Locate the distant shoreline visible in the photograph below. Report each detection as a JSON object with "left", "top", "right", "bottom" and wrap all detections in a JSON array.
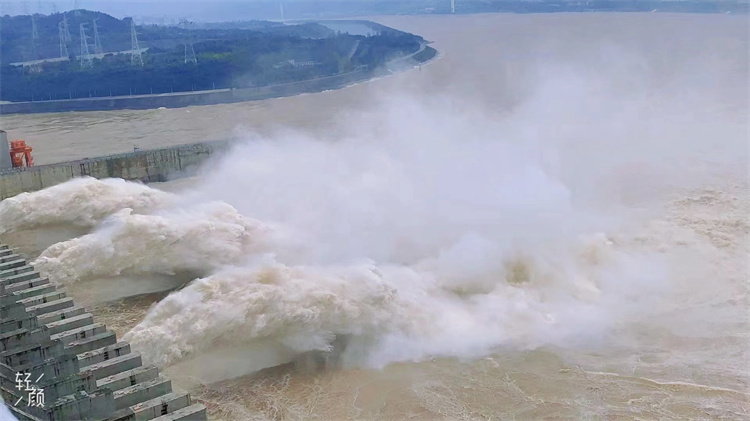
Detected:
[
  {"left": 11, "top": 1, "right": 744, "bottom": 22},
  {"left": 0, "top": 45, "right": 437, "bottom": 116}
]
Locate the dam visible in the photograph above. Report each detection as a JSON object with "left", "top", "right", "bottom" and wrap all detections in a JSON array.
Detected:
[
  {"left": 0, "top": 137, "right": 225, "bottom": 418},
  {"left": 0, "top": 242, "right": 207, "bottom": 420}
]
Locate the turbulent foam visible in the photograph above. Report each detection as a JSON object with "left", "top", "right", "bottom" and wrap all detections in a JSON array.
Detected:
[
  {"left": 6, "top": 21, "right": 745, "bottom": 384},
  {"left": 17, "top": 90, "right": 736, "bottom": 376},
  {"left": 0, "top": 395, "right": 19, "bottom": 421},
  {"left": 123, "top": 258, "right": 403, "bottom": 367},
  {"left": 32, "top": 202, "right": 271, "bottom": 284},
  {"left": 0, "top": 177, "right": 174, "bottom": 235},
  {"left": 122, "top": 226, "right": 668, "bottom": 370}
]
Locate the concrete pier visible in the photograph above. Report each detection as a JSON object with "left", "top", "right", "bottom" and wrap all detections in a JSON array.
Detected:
[
  {"left": 0, "top": 243, "right": 206, "bottom": 420},
  {"left": 0, "top": 132, "right": 11, "bottom": 171}
]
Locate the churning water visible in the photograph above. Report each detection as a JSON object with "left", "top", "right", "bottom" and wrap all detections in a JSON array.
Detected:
[{"left": 1, "top": 13, "right": 748, "bottom": 420}]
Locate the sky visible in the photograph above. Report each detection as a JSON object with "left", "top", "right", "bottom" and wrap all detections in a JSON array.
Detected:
[
  {"left": 1, "top": 1, "right": 406, "bottom": 22},
  {"left": 0, "top": 0, "right": 741, "bottom": 22},
  {"left": 0, "top": 1, "right": 462, "bottom": 23}
]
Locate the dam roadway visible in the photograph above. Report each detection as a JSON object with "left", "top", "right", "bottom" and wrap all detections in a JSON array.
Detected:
[{"left": 0, "top": 243, "right": 207, "bottom": 420}]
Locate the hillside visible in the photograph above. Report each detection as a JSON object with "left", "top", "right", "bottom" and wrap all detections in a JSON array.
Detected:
[
  {"left": 0, "top": 11, "right": 428, "bottom": 102},
  {"left": 1, "top": 11, "right": 131, "bottom": 63},
  {"left": 0, "top": 10, "right": 346, "bottom": 64}
]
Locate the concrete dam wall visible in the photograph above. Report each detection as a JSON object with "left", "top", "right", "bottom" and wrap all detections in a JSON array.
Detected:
[
  {"left": 0, "top": 243, "right": 207, "bottom": 420},
  {"left": 0, "top": 141, "right": 230, "bottom": 200},
  {"left": 0, "top": 142, "right": 227, "bottom": 416}
]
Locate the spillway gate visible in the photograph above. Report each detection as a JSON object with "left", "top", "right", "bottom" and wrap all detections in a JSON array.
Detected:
[{"left": 0, "top": 243, "right": 207, "bottom": 420}]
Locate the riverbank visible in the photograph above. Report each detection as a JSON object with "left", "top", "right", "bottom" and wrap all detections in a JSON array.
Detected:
[
  {"left": 0, "top": 46, "right": 437, "bottom": 116},
  {"left": 0, "top": 41, "right": 444, "bottom": 195}
]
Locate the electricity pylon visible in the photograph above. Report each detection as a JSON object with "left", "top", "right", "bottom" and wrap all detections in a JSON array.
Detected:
[
  {"left": 93, "top": 18, "right": 103, "bottom": 54},
  {"left": 130, "top": 19, "right": 143, "bottom": 66},
  {"left": 79, "top": 23, "right": 93, "bottom": 68},
  {"left": 59, "top": 21, "right": 69, "bottom": 58}
]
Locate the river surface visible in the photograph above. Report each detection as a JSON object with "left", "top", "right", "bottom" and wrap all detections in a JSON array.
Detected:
[{"left": 1, "top": 13, "right": 748, "bottom": 421}]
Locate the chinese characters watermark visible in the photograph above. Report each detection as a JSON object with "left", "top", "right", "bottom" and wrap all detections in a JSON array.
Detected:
[{"left": 14, "top": 372, "right": 45, "bottom": 408}]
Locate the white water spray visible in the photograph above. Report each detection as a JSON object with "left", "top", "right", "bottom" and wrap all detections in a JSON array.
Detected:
[
  {"left": 0, "top": 177, "right": 173, "bottom": 235},
  {"left": 2, "top": 32, "right": 745, "bottom": 384}
]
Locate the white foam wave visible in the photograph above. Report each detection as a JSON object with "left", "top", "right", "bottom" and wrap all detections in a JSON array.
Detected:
[
  {"left": 16, "top": 39, "right": 746, "bottom": 382},
  {"left": 32, "top": 202, "right": 270, "bottom": 284},
  {"left": 0, "top": 396, "right": 19, "bottom": 421},
  {"left": 0, "top": 177, "right": 174, "bottom": 235},
  {"left": 124, "top": 257, "right": 402, "bottom": 367},
  {"left": 123, "top": 231, "right": 667, "bottom": 369}
]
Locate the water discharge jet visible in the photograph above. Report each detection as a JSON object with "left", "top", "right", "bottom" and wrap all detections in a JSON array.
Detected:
[{"left": 0, "top": 12, "right": 746, "bottom": 420}]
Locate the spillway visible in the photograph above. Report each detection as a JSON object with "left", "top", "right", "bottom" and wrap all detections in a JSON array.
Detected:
[{"left": 0, "top": 243, "right": 207, "bottom": 420}]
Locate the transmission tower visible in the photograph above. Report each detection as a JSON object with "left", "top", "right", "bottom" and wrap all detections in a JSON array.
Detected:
[
  {"left": 180, "top": 20, "right": 197, "bottom": 64},
  {"left": 31, "top": 14, "right": 39, "bottom": 59},
  {"left": 93, "top": 18, "right": 103, "bottom": 54},
  {"left": 451, "top": 0, "right": 455, "bottom": 13},
  {"left": 279, "top": 3, "right": 285, "bottom": 22},
  {"left": 52, "top": 3, "right": 58, "bottom": 14},
  {"left": 130, "top": 20, "right": 143, "bottom": 66},
  {"left": 62, "top": 13, "right": 72, "bottom": 42},
  {"left": 32, "top": 15, "right": 38, "bottom": 39},
  {"left": 79, "top": 23, "right": 93, "bottom": 68},
  {"left": 58, "top": 22, "right": 69, "bottom": 58},
  {"left": 184, "top": 44, "right": 197, "bottom": 64},
  {"left": 74, "top": 0, "right": 80, "bottom": 16}
]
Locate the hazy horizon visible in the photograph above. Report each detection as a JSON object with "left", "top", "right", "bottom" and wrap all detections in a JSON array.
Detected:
[{"left": 0, "top": 0, "right": 746, "bottom": 23}]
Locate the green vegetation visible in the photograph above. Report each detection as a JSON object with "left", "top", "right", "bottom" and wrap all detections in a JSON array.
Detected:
[{"left": 0, "top": 11, "right": 425, "bottom": 102}]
